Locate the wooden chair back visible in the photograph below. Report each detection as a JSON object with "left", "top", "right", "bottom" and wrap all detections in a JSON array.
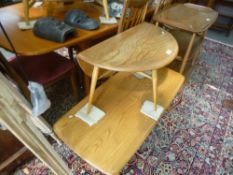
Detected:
[{"left": 118, "top": 0, "right": 149, "bottom": 33}]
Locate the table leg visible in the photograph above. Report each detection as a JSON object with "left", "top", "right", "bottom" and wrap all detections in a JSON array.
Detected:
[
  {"left": 152, "top": 69, "right": 157, "bottom": 110},
  {"left": 102, "top": 0, "right": 110, "bottom": 20},
  {"left": 23, "top": 0, "right": 29, "bottom": 23},
  {"left": 179, "top": 33, "right": 196, "bottom": 74},
  {"left": 192, "top": 31, "right": 206, "bottom": 66},
  {"left": 87, "top": 66, "right": 99, "bottom": 114}
]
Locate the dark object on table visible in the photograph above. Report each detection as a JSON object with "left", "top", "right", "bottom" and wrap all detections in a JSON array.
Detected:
[
  {"left": 33, "top": 17, "right": 76, "bottom": 42},
  {"left": 64, "top": 10, "right": 100, "bottom": 30}
]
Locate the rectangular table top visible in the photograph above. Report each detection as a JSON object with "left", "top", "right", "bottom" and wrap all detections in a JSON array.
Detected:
[{"left": 54, "top": 68, "right": 184, "bottom": 175}]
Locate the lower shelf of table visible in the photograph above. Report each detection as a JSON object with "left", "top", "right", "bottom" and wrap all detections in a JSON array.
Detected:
[{"left": 53, "top": 68, "right": 184, "bottom": 175}]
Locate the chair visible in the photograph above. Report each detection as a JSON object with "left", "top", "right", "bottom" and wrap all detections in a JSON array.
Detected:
[
  {"left": 78, "top": 0, "right": 149, "bottom": 94},
  {"left": 211, "top": 0, "right": 233, "bottom": 36},
  {"left": 0, "top": 51, "right": 79, "bottom": 101},
  {"left": 152, "top": 0, "right": 218, "bottom": 74}
]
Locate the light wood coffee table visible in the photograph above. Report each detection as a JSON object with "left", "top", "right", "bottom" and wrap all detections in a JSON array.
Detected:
[
  {"left": 54, "top": 22, "right": 183, "bottom": 174},
  {"left": 77, "top": 22, "right": 178, "bottom": 120}
]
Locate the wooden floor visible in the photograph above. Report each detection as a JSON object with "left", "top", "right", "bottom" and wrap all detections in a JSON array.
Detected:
[{"left": 54, "top": 68, "right": 184, "bottom": 175}]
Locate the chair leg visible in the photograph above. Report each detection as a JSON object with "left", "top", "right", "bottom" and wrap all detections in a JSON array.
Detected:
[
  {"left": 192, "top": 32, "right": 206, "bottom": 66},
  {"left": 70, "top": 69, "right": 79, "bottom": 101}
]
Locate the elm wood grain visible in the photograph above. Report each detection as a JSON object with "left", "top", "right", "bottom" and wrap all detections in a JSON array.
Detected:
[
  {"left": 78, "top": 22, "right": 178, "bottom": 72},
  {"left": 78, "top": 0, "right": 150, "bottom": 97},
  {"left": 54, "top": 68, "right": 185, "bottom": 175},
  {"left": 78, "top": 0, "right": 151, "bottom": 95},
  {"left": 0, "top": 2, "right": 118, "bottom": 56},
  {"left": 155, "top": 3, "right": 218, "bottom": 33},
  {"left": 78, "top": 22, "right": 178, "bottom": 112}
]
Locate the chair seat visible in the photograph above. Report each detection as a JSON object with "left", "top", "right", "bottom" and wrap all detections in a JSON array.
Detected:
[
  {"left": 10, "top": 52, "right": 76, "bottom": 86},
  {"left": 53, "top": 68, "right": 184, "bottom": 175}
]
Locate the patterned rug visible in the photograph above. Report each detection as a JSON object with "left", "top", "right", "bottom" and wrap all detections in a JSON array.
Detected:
[{"left": 14, "top": 38, "right": 233, "bottom": 175}]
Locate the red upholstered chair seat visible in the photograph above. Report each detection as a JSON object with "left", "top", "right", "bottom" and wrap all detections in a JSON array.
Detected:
[{"left": 10, "top": 52, "right": 76, "bottom": 86}]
